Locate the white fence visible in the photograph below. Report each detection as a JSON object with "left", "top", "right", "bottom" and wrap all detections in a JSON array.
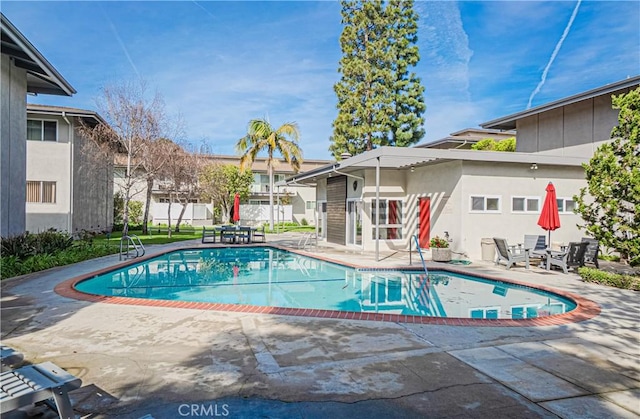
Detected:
[{"left": 150, "top": 203, "right": 292, "bottom": 226}]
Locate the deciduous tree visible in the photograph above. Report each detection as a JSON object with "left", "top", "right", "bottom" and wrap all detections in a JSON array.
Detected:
[
  {"left": 199, "top": 163, "right": 254, "bottom": 224},
  {"left": 78, "top": 81, "right": 166, "bottom": 237}
]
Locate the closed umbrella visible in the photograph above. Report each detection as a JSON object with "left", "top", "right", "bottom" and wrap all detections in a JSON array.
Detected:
[
  {"left": 537, "top": 182, "right": 561, "bottom": 246},
  {"left": 233, "top": 193, "right": 240, "bottom": 224}
]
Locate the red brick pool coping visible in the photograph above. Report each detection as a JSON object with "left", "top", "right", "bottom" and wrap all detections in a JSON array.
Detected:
[{"left": 54, "top": 244, "right": 601, "bottom": 327}]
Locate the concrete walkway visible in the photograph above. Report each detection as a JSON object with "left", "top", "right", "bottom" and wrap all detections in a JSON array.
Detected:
[{"left": 1, "top": 234, "right": 638, "bottom": 418}]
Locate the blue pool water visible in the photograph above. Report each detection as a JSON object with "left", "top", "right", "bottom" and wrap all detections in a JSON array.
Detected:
[{"left": 75, "top": 247, "right": 576, "bottom": 319}]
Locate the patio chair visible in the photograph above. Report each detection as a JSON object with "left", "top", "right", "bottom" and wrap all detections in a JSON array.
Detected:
[
  {"left": 581, "top": 237, "right": 600, "bottom": 268},
  {"left": 201, "top": 226, "right": 216, "bottom": 244},
  {"left": 546, "top": 241, "right": 589, "bottom": 274},
  {"left": 252, "top": 226, "right": 266, "bottom": 243},
  {"left": 524, "top": 234, "right": 547, "bottom": 259},
  {"left": 0, "top": 361, "right": 82, "bottom": 418},
  {"left": 493, "top": 238, "right": 530, "bottom": 270},
  {"left": 220, "top": 226, "right": 237, "bottom": 244}
]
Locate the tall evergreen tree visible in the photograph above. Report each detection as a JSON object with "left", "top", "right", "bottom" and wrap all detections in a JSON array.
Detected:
[
  {"left": 387, "top": 0, "right": 425, "bottom": 146},
  {"left": 331, "top": 0, "right": 425, "bottom": 159}
]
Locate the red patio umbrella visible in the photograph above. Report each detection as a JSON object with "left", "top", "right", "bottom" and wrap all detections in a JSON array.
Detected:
[
  {"left": 537, "top": 182, "right": 561, "bottom": 246},
  {"left": 232, "top": 193, "right": 240, "bottom": 223}
]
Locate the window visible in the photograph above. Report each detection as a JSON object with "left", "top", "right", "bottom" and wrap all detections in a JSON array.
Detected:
[
  {"left": 27, "top": 119, "right": 57, "bottom": 141},
  {"left": 511, "top": 196, "right": 540, "bottom": 213},
  {"left": 371, "top": 199, "right": 403, "bottom": 239},
  {"left": 469, "top": 306, "right": 500, "bottom": 319},
  {"left": 26, "top": 181, "right": 56, "bottom": 203},
  {"left": 510, "top": 305, "right": 540, "bottom": 319},
  {"left": 306, "top": 201, "right": 316, "bottom": 210},
  {"left": 470, "top": 196, "right": 501, "bottom": 213},
  {"left": 557, "top": 198, "right": 576, "bottom": 214}
]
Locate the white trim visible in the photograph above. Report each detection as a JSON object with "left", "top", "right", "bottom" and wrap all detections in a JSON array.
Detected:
[
  {"left": 511, "top": 196, "right": 541, "bottom": 214},
  {"left": 346, "top": 198, "right": 363, "bottom": 248},
  {"left": 557, "top": 197, "right": 576, "bottom": 214},
  {"left": 371, "top": 198, "right": 404, "bottom": 240},
  {"left": 469, "top": 195, "right": 501, "bottom": 213},
  {"left": 27, "top": 118, "right": 58, "bottom": 142}
]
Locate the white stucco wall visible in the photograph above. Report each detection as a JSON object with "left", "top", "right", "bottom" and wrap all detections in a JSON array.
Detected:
[
  {"left": 457, "top": 162, "right": 586, "bottom": 260},
  {"left": 313, "top": 160, "right": 587, "bottom": 261},
  {"left": 26, "top": 140, "right": 72, "bottom": 233}
]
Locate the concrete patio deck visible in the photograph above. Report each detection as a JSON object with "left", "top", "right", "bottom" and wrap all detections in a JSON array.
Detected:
[{"left": 1, "top": 233, "right": 638, "bottom": 418}]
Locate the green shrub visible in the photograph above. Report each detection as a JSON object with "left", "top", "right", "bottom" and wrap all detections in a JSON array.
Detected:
[
  {"left": 31, "top": 230, "right": 73, "bottom": 255},
  {"left": 0, "top": 241, "right": 119, "bottom": 280},
  {"left": 0, "top": 256, "right": 23, "bottom": 278},
  {"left": 1, "top": 233, "right": 34, "bottom": 259},
  {"left": 577, "top": 267, "right": 640, "bottom": 291},
  {"left": 301, "top": 218, "right": 308, "bottom": 226}
]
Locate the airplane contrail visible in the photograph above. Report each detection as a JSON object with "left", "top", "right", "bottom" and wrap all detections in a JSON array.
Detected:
[
  {"left": 192, "top": 1, "right": 218, "bottom": 20},
  {"left": 527, "top": 0, "right": 582, "bottom": 109},
  {"left": 101, "top": 6, "right": 141, "bottom": 79}
]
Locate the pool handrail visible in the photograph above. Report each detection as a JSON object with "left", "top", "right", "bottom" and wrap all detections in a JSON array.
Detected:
[
  {"left": 413, "top": 235, "right": 429, "bottom": 277},
  {"left": 119, "top": 234, "right": 146, "bottom": 260}
]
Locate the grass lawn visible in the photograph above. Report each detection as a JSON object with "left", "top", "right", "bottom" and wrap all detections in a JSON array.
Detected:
[{"left": 100, "top": 229, "right": 202, "bottom": 245}]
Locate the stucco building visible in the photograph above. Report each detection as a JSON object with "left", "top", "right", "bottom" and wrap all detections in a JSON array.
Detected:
[
  {"left": 284, "top": 76, "right": 639, "bottom": 261},
  {"left": 1, "top": 13, "right": 75, "bottom": 237},
  {"left": 26, "top": 104, "right": 113, "bottom": 234}
]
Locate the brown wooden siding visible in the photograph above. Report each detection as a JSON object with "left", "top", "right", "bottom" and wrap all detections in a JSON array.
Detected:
[{"left": 326, "top": 176, "right": 346, "bottom": 245}]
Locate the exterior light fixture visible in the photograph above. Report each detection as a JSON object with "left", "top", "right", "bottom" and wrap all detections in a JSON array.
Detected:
[
  {"left": 410, "top": 166, "right": 415, "bottom": 173},
  {"left": 530, "top": 163, "right": 538, "bottom": 170}
]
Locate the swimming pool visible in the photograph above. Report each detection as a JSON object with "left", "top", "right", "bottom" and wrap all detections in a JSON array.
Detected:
[{"left": 73, "top": 247, "right": 577, "bottom": 320}]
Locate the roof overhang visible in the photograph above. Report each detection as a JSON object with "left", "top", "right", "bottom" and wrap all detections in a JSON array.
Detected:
[
  {"left": 27, "top": 104, "right": 105, "bottom": 125},
  {"left": 481, "top": 76, "right": 640, "bottom": 131},
  {"left": 1, "top": 13, "right": 75, "bottom": 96},
  {"left": 283, "top": 146, "right": 587, "bottom": 185}
]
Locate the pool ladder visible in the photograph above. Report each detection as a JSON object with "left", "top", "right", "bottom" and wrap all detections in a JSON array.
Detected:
[{"left": 120, "top": 234, "right": 146, "bottom": 260}]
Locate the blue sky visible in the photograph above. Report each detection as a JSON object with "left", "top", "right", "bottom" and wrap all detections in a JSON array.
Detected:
[{"left": 3, "top": 1, "right": 639, "bottom": 160}]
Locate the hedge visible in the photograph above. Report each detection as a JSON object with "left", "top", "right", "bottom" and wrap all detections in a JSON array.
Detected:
[{"left": 577, "top": 267, "right": 640, "bottom": 291}]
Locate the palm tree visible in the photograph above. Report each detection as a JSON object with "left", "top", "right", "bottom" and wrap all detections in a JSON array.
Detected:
[{"left": 236, "top": 118, "right": 302, "bottom": 230}]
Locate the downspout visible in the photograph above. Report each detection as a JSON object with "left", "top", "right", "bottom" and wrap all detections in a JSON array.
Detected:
[
  {"left": 454, "top": 140, "right": 469, "bottom": 149},
  {"left": 62, "top": 112, "right": 73, "bottom": 234}
]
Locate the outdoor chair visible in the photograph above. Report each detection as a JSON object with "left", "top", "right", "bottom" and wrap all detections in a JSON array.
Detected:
[
  {"left": 581, "top": 237, "right": 600, "bottom": 268},
  {"left": 524, "top": 234, "right": 547, "bottom": 259},
  {"left": 493, "top": 237, "right": 530, "bottom": 270},
  {"left": 0, "top": 361, "right": 82, "bottom": 418},
  {"left": 252, "top": 226, "right": 266, "bottom": 243},
  {"left": 220, "top": 226, "right": 237, "bottom": 244},
  {"left": 201, "top": 227, "right": 216, "bottom": 244},
  {"left": 545, "top": 241, "right": 589, "bottom": 274}
]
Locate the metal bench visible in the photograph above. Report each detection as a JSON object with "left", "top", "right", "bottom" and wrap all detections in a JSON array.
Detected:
[{"left": 0, "top": 361, "right": 82, "bottom": 418}]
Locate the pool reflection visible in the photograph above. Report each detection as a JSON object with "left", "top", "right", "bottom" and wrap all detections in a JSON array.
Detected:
[{"left": 75, "top": 248, "right": 576, "bottom": 319}]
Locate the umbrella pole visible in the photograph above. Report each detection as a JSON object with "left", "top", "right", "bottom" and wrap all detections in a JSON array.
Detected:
[{"left": 548, "top": 231, "right": 551, "bottom": 247}]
